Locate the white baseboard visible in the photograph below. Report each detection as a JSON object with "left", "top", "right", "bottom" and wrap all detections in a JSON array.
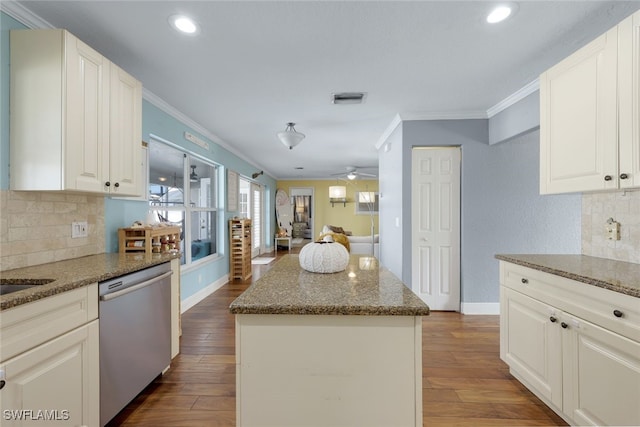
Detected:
[
  {"left": 181, "top": 274, "right": 229, "bottom": 314},
  {"left": 460, "top": 302, "right": 500, "bottom": 315}
]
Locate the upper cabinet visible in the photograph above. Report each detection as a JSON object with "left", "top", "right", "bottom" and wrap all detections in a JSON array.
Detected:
[
  {"left": 540, "top": 11, "right": 640, "bottom": 194},
  {"left": 10, "top": 29, "right": 142, "bottom": 196}
]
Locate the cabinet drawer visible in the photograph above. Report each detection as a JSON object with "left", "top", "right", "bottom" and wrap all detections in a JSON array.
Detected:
[
  {"left": 500, "top": 262, "right": 640, "bottom": 342},
  {"left": 0, "top": 284, "right": 98, "bottom": 362}
]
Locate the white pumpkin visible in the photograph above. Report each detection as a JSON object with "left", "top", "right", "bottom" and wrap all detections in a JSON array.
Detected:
[{"left": 299, "top": 242, "right": 349, "bottom": 273}]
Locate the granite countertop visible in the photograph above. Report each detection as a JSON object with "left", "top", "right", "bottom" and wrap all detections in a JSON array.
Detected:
[
  {"left": 495, "top": 254, "right": 640, "bottom": 298},
  {"left": 1, "top": 252, "right": 180, "bottom": 310},
  {"left": 229, "top": 254, "right": 430, "bottom": 316}
]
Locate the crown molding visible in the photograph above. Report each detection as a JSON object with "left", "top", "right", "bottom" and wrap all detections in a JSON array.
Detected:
[
  {"left": 486, "top": 79, "right": 540, "bottom": 118},
  {"left": 0, "top": 1, "right": 54, "bottom": 29},
  {"left": 142, "top": 89, "right": 273, "bottom": 178}
]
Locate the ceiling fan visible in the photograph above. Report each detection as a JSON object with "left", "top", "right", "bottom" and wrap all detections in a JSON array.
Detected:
[{"left": 331, "top": 166, "right": 377, "bottom": 180}]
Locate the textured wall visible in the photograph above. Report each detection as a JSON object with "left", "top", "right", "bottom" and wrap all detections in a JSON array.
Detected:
[
  {"left": 0, "top": 190, "right": 105, "bottom": 271},
  {"left": 582, "top": 190, "right": 640, "bottom": 264}
]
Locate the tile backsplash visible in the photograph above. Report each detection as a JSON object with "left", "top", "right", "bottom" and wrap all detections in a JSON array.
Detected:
[
  {"left": 582, "top": 189, "right": 640, "bottom": 264},
  {"left": 0, "top": 190, "right": 105, "bottom": 271}
]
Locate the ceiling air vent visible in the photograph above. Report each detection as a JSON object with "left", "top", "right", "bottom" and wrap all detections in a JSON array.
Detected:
[{"left": 332, "top": 92, "right": 367, "bottom": 105}]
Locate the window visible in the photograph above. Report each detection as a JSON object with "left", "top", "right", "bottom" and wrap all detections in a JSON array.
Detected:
[
  {"left": 355, "top": 191, "right": 379, "bottom": 215},
  {"left": 148, "top": 139, "right": 219, "bottom": 265}
]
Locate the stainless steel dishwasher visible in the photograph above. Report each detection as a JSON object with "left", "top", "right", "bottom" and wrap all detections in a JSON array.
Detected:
[{"left": 99, "top": 262, "right": 172, "bottom": 426}]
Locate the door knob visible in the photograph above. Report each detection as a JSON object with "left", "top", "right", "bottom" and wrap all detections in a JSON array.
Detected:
[
  {"left": 549, "top": 316, "right": 557, "bottom": 323},
  {"left": 620, "top": 173, "right": 629, "bottom": 180},
  {"left": 613, "top": 309, "right": 623, "bottom": 318},
  {"left": 561, "top": 322, "right": 568, "bottom": 329},
  {"left": 604, "top": 175, "right": 613, "bottom": 181}
]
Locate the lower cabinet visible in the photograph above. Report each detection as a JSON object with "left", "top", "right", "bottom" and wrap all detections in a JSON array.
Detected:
[
  {"left": 500, "top": 262, "right": 640, "bottom": 426},
  {"left": 0, "top": 321, "right": 99, "bottom": 426},
  {"left": 0, "top": 284, "right": 99, "bottom": 427}
]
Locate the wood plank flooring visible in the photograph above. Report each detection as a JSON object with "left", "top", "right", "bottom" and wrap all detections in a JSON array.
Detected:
[{"left": 107, "top": 246, "right": 568, "bottom": 427}]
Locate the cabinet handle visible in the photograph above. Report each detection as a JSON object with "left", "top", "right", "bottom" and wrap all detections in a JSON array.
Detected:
[
  {"left": 613, "top": 309, "right": 623, "bottom": 318},
  {"left": 561, "top": 322, "right": 568, "bottom": 329},
  {"left": 114, "top": 182, "right": 120, "bottom": 188},
  {"left": 0, "top": 380, "right": 4, "bottom": 390},
  {"left": 550, "top": 316, "right": 557, "bottom": 323},
  {"left": 604, "top": 175, "right": 613, "bottom": 181},
  {"left": 105, "top": 181, "right": 111, "bottom": 187},
  {"left": 521, "top": 278, "right": 528, "bottom": 284},
  {"left": 620, "top": 173, "right": 629, "bottom": 180}
]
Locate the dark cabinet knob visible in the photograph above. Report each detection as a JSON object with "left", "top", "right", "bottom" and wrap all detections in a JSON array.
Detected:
[
  {"left": 521, "top": 278, "right": 528, "bottom": 284},
  {"left": 105, "top": 181, "right": 111, "bottom": 187},
  {"left": 613, "top": 309, "right": 623, "bottom": 318},
  {"left": 114, "top": 182, "right": 120, "bottom": 188},
  {"left": 604, "top": 175, "right": 613, "bottom": 181},
  {"left": 0, "top": 380, "right": 5, "bottom": 390},
  {"left": 620, "top": 173, "right": 629, "bottom": 180},
  {"left": 550, "top": 316, "right": 557, "bottom": 323},
  {"left": 561, "top": 322, "right": 568, "bottom": 329}
]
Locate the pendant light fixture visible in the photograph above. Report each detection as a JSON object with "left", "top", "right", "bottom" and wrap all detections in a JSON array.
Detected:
[
  {"left": 277, "top": 122, "right": 305, "bottom": 150},
  {"left": 189, "top": 165, "right": 199, "bottom": 182}
]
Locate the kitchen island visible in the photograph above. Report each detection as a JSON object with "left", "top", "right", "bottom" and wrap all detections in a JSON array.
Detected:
[{"left": 229, "top": 254, "right": 429, "bottom": 427}]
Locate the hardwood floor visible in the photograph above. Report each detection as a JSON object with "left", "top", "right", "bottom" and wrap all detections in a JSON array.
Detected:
[{"left": 108, "top": 245, "right": 568, "bottom": 427}]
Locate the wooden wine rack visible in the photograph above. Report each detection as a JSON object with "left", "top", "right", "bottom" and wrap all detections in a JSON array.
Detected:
[
  {"left": 118, "top": 226, "right": 181, "bottom": 254},
  {"left": 229, "top": 219, "right": 252, "bottom": 281}
]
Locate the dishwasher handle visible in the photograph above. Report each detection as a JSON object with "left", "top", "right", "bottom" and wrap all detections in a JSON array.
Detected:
[{"left": 100, "top": 271, "right": 173, "bottom": 301}]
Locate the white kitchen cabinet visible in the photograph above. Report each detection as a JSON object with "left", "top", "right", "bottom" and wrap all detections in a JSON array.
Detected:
[
  {"left": 500, "top": 286, "right": 562, "bottom": 408},
  {"left": 618, "top": 11, "right": 640, "bottom": 189},
  {"left": 540, "top": 11, "right": 640, "bottom": 194},
  {"left": 10, "top": 29, "right": 142, "bottom": 196},
  {"left": 500, "top": 261, "right": 640, "bottom": 426},
  {"left": 0, "top": 284, "right": 99, "bottom": 427},
  {"left": 0, "top": 321, "right": 99, "bottom": 427},
  {"left": 562, "top": 313, "right": 640, "bottom": 426}
]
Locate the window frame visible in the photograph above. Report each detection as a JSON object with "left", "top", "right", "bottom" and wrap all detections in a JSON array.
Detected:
[{"left": 148, "top": 136, "right": 220, "bottom": 266}]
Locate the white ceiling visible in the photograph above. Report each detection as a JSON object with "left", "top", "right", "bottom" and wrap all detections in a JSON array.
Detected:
[{"left": 7, "top": 1, "right": 640, "bottom": 180}]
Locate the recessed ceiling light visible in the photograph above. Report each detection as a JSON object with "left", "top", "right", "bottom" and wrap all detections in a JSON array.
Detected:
[
  {"left": 487, "top": 5, "right": 513, "bottom": 24},
  {"left": 169, "top": 14, "right": 200, "bottom": 35}
]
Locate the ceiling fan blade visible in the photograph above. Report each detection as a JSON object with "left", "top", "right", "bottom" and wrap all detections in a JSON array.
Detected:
[{"left": 358, "top": 172, "right": 377, "bottom": 177}]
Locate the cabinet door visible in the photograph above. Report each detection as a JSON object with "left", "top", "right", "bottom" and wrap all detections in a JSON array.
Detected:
[
  {"left": 0, "top": 320, "right": 99, "bottom": 427},
  {"left": 65, "top": 32, "right": 110, "bottom": 193},
  {"left": 562, "top": 314, "right": 640, "bottom": 426},
  {"left": 500, "top": 287, "right": 563, "bottom": 408},
  {"left": 109, "top": 63, "right": 143, "bottom": 196},
  {"left": 619, "top": 11, "right": 640, "bottom": 189},
  {"left": 540, "top": 26, "right": 619, "bottom": 194}
]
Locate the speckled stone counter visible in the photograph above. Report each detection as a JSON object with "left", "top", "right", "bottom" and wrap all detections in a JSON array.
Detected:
[
  {"left": 1, "top": 252, "right": 180, "bottom": 310},
  {"left": 495, "top": 254, "right": 640, "bottom": 298},
  {"left": 229, "top": 254, "right": 430, "bottom": 315}
]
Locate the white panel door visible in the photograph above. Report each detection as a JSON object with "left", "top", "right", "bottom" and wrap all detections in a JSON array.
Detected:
[{"left": 411, "top": 147, "right": 460, "bottom": 310}]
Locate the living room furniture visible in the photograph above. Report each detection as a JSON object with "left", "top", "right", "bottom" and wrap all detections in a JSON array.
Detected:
[
  {"left": 229, "top": 219, "right": 252, "bottom": 281},
  {"left": 274, "top": 236, "right": 291, "bottom": 253}
]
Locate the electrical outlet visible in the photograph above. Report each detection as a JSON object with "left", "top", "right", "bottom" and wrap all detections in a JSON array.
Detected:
[
  {"left": 605, "top": 219, "right": 620, "bottom": 241},
  {"left": 71, "top": 221, "right": 88, "bottom": 238}
]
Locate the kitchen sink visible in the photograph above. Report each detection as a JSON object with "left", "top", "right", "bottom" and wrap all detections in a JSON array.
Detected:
[{"left": 0, "top": 279, "right": 54, "bottom": 295}]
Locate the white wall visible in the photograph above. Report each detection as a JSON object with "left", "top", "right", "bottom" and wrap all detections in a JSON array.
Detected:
[{"left": 378, "top": 125, "right": 403, "bottom": 278}]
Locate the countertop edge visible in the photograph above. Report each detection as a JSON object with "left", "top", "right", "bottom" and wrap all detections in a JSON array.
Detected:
[
  {"left": 495, "top": 254, "right": 639, "bottom": 298},
  {"left": 1, "top": 253, "right": 181, "bottom": 310}
]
